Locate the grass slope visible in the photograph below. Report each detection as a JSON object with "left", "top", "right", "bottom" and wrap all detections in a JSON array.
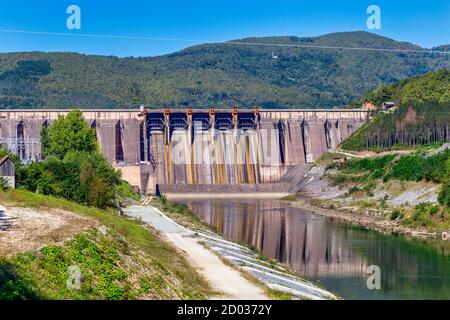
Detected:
[{"left": 0, "top": 190, "right": 214, "bottom": 300}]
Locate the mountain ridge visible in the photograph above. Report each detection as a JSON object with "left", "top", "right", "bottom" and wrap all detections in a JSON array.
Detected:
[{"left": 0, "top": 31, "right": 448, "bottom": 110}]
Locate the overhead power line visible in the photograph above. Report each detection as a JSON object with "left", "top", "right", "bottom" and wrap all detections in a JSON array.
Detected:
[{"left": 0, "top": 28, "right": 449, "bottom": 55}]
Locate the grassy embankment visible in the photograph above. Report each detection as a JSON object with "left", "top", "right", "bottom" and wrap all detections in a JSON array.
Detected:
[
  {"left": 312, "top": 151, "right": 450, "bottom": 231},
  {"left": 0, "top": 189, "right": 214, "bottom": 300}
]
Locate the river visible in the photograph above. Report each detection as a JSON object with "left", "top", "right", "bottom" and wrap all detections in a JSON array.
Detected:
[{"left": 175, "top": 198, "right": 450, "bottom": 300}]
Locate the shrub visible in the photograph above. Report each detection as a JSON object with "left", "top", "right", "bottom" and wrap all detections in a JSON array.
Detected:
[
  {"left": 387, "top": 155, "right": 426, "bottom": 181},
  {"left": 19, "top": 151, "right": 121, "bottom": 208},
  {"left": 421, "top": 151, "right": 450, "bottom": 183},
  {"left": 363, "top": 181, "right": 376, "bottom": 196},
  {"left": 428, "top": 205, "right": 439, "bottom": 215},
  {"left": 159, "top": 194, "right": 168, "bottom": 205},
  {"left": 0, "top": 176, "right": 10, "bottom": 191},
  {"left": 438, "top": 182, "right": 450, "bottom": 207},
  {"left": 406, "top": 203, "right": 436, "bottom": 227},
  {"left": 340, "top": 155, "right": 395, "bottom": 173},
  {"left": 390, "top": 209, "right": 403, "bottom": 220},
  {"left": 347, "top": 186, "right": 360, "bottom": 195}
]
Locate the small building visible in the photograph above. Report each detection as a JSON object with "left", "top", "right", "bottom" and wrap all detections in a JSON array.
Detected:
[
  {"left": 382, "top": 102, "right": 397, "bottom": 111},
  {"left": 0, "top": 155, "right": 15, "bottom": 188},
  {"left": 362, "top": 102, "right": 376, "bottom": 111},
  {"left": 332, "top": 155, "right": 347, "bottom": 165}
]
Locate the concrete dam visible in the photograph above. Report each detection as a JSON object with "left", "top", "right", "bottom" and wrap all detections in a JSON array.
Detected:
[{"left": 0, "top": 108, "right": 368, "bottom": 195}]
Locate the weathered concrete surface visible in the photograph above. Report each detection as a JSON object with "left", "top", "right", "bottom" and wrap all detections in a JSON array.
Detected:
[
  {"left": 0, "top": 108, "right": 368, "bottom": 194},
  {"left": 116, "top": 165, "right": 141, "bottom": 190},
  {"left": 158, "top": 183, "right": 291, "bottom": 193},
  {"left": 158, "top": 182, "right": 295, "bottom": 199}
]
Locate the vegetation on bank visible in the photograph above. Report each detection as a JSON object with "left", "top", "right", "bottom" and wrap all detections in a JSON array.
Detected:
[
  {"left": 330, "top": 150, "right": 450, "bottom": 185},
  {"left": 152, "top": 196, "right": 211, "bottom": 231},
  {"left": 2, "top": 110, "right": 137, "bottom": 208},
  {"left": 0, "top": 32, "right": 448, "bottom": 110},
  {"left": 334, "top": 70, "right": 450, "bottom": 228},
  {"left": 326, "top": 151, "right": 450, "bottom": 229},
  {"left": 0, "top": 189, "right": 214, "bottom": 300}
]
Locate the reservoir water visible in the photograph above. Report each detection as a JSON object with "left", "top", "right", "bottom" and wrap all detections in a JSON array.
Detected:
[{"left": 176, "top": 198, "right": 450, "bottom": 300}]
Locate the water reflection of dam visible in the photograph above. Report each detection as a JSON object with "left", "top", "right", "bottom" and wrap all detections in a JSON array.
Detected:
[
  {"left": 0, "top": 108, "right": 367, "bottom": 193},
  {"left": 182, "top": 199, "right": 368, "bottom": 278},
  {"left": 181, "top": 199, "right": 450, "bottom": 299}
]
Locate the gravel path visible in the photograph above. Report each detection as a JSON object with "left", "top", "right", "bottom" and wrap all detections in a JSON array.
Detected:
[
  {"left": 124, "top": 205, "right": 268, "bottom": 300},
  {"left": 123, "top": 205, "right": 337, "bottom": 300}
]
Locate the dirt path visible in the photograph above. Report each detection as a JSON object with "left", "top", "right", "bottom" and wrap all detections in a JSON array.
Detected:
[
  {"left": 123, "top": 206, "right": 268, "bottom": 300},
  {"left": 338, "top": 149, "right": 414, "bottom": 158},
  {"left": 166, "top": 233, "right": 268, "bottom": 299}
]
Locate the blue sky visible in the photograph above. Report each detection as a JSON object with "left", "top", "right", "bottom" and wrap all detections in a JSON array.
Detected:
[{"left": 0, "top": 0, "right": 448, "bottom": 57}]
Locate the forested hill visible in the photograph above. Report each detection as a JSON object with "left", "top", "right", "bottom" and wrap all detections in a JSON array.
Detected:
[
  {"left": 0, "top": 31, "right": 448, "bottom": 110},
  {"left": 341, "top": 69, "right": 450, "bottom": 151},
  {"left": 348, "top": 69, "right": 450, "bottom": 108},
  {"left": 433, "top": 44, "right": 450, "bottom": 52}
]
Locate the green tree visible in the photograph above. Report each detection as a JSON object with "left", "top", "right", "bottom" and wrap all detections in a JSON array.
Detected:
[
  {"left": 68, "top": 151, "right": 121, "bottom": 207},
  {"left": 17, "top": 110, "right": 126, "bottom": 208},
  {"left": 21, "top": 152, "right": 121, "bottom": 208},
  {"left": 438, "top": 158, "right": 450, "bottom": 208},
  {"left": 0, "top": 176, "right": 10, "bottom": 190},
  {"left": 43, "top": 110, "right": 97, "bottom": 159},
  {"left": 125, "top": 81, "right": 143, "bottom": 106},
  {"left": 40, "top": 125, "right": 49, "bottom": 155}
]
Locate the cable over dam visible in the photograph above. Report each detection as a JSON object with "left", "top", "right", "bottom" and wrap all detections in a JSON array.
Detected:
[{"left": 0, "top": 108, "right": 368, "bottom": 195}]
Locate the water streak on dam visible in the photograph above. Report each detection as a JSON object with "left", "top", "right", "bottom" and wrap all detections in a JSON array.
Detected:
[{"left": 0, "top": 108, "right": 368, "bottom": 194}]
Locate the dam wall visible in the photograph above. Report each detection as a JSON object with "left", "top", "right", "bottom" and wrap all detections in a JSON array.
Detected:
[{"left": 0, "top": 108, "right": 368, "bottom": 194}]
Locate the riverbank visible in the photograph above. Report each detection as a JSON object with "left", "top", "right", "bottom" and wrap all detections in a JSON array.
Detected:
[
  {"left": 169, "top": 197, "right": 450, "bottom": 299},
  {"left": 282, "top": 198, "right": 444, "bottom": 239},
  {"left": 291, "top": 153, "right": 450, "bottom": 240}
]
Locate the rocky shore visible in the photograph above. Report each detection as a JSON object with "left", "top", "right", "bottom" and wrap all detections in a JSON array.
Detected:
[{"left": 283, "top": 199, "right": 446, "bottom": 240}]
